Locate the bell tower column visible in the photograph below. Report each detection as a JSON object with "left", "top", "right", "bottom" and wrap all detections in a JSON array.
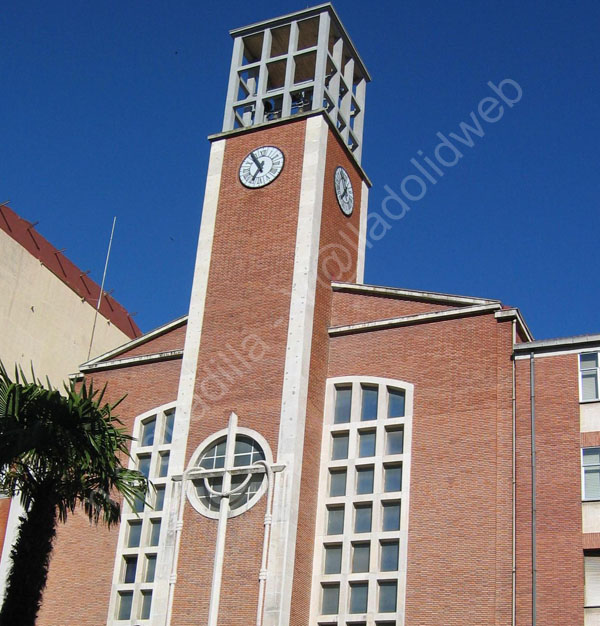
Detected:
[{"left": 169, "top": 5, "right": 371, "bottom": 626}]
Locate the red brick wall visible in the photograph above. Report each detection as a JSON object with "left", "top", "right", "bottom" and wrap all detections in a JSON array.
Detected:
[
  {"left": 0, "top": 498, "right": 11, "bottom": 559},
  {"left": 115, "top": 320, "right": 187, "bottom": 359},
  {"left": 171, "top": 118, "right": 309, "bottom": 625},
  {"left": 327, "top": 312, "right": 514, "bottom": 625},
  {"left": 37, "top": 358, "right": 182, "bottom": 626},
  {"left": 331, "top": 290, "right": 454, "bottom": 327},
  {"left": 515, "top": 356, "right": 533, "bottom": 624},
  {"left": 529, "top": 353, "right": 583, "bottom": 625}
]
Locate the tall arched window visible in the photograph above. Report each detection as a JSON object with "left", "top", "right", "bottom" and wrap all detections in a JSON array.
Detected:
[{"left": 309, "top": 377, "right": 413, "bottom": 626}]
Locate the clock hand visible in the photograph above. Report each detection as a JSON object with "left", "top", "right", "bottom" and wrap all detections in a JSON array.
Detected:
[
  {"left": 250, "top": 152, "right": 264, "bottom": 172},
  {"left": 251, "top": 161, "right": 265, "bottom": 181}
]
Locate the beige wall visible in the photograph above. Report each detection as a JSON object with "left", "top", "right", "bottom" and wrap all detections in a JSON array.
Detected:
[{"left": 0, "top": 229, "right": 132, "bottom": 387}]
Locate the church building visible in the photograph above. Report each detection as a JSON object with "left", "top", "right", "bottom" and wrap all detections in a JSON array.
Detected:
[{"left": 4, "top": 4, "right": 600, "bottom": 625}]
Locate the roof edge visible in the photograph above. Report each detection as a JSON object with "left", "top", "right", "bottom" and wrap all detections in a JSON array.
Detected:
[
  {"left": 80, "top": 315, "right": 187, "bottom": 368},
  {"left": 329, "top": 303, "right": 501, "bottom": 337},
  {"left": 514, "top": 333, "right": 600, "bottom": 353},
  {"left": 0, "top": 202, "right": 141, "bottom": 339},
  {"left": 332, "top": 281, "right": 500, "bottom": 307}
]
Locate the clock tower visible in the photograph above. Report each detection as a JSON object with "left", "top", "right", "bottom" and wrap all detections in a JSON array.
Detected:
[{"left": 168, "top": 4, "right": 371, "bottom": 626}]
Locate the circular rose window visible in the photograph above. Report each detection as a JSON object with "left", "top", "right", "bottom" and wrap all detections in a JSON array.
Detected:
[{"left": 187, "top": 425, "right": 271, "bottom": 519}]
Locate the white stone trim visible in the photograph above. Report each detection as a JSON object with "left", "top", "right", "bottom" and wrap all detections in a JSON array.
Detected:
[
  {"left": 162, "top": 138, "right": 226, "bottom": 625},
  {"left": 331, "top": 282, "right": 500, "bottom": 306},
  {"left": 263, "top": 115, "right": 329, "bottom": 626},
  {"left": 81, "top": 316, "right": 188, "bottom": 368},
  {"left": 494, "top": 309, "right": 534, "bottom": 342},
  {"left": 80, "top": 350, "right": 183, "bottom": 373},
  {"left": 355, "top": 181, "right": 369, "bottom": 284},
  {"left": 309, "top": 376, "right": 413, "bottom": 625},
  {"left": 329, "top": 303, "right": 501, "bottom": 336}
]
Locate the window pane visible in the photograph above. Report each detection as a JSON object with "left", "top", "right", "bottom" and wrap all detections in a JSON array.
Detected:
[
  {"left": 379, "top": 581, "right": 397, "bottom": 612},
  {"left": 583, "top": 372, "right": 599, "bottom": 401},
  {"left": 386, "top": 428, "right": 404, "bottom": 455},
  {"left": 127, "top": 521, "right": 142, "bottom": 547},
  {"left": 388, "top": 388, "right": 405, "bottom": 418},
  {"left": 352, "top": 543, "right": 370, "bottom": 573},
  {"left": 163, "top": 411, "right": 175, "bottom": 444},
  {"left": 123, "top": 555, "right": 137, "bottom": 583},
  {"left": 141, "top": 418, "right": 156, "bottom": 447},
  {"left": 334, "top": 386, "right": 352, "bottom": 423},
  {"left": 354, "top": 504, "right": 372, "bottom": 533},
  {"left": 361, "top": 386, "right": 378, "bottom": 421},
  {"left": 584, "top": 448, "right": 600, "bottom": 465},
  {"left": 138, "top": 455, "right": 151, "bottom": 478},
  {"left": 140, "top": 590, "right": 152, "bottom": 620},
  {"left": 582, "top": 353, "right": 599, "bottom": 369},
  {"left": 359, "top": 431, "right": 376, "bottom": 457},
  {"left": 381, "top": 541, "right": 399, "bottom": 571},
  {"left": 327, "top": 507, "right": 344, "bottom": 535},
  {"left": 324, "top": 545, "right": 342, "bottom": 574},
  {"left": 322, "top": 584, "right": 339, "bottom": 615},
  {"left": 329, "top": 469, "right": 346, "bottom": 497},
  {"left": 585, "top": 468, "right": 600, "bottom": 500},
  {"left": 382, "top": 502, "right": 401, "bottom": 531},
  {"left": 158, "top": 452, "right": 170, "bottom": 478},
  {"left": 585, "top": 555, "right": 600, "bottom": 607},
  {"left": 132, "top": 494, "right": 145, "bottom": 513},
  {"left": 145, "top": 554, "right": 157, "bottom": 583},
  {"left": 356, "top": 467, "right": 374, "bottom": 494},
  {"left": 384, "top": 465, "right": 402, "bottom": 492},
  {"left": 149, "top": 519, "right": 161, "bottom": 546},
  {"left": 118, "top": 592, "right": 133, "bottom": 620},
  {"left": 332, "top": 433, "right": 349, "bottom": 460},
  {"left": 154, "top": 485, "right": 165, "bottom": 511},
  {"left": 350, "top": 582, "right": 368, "bottom": 613}
]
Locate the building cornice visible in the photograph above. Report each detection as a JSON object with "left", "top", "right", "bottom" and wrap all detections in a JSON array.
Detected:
[
  {"left": 514, "top": 333, "right": 600, "bottom": 356},
  {"left": 80, "top": 315, "right": 187, "bottom": 368},
  {"left": 207, "top": 110, "right": 372, "bottom": 187},
  {"left": 329, "top": 303, "right": 501, "bottom": 337},
  {"left": 331, "top": 281, "right": 500, "bottom": 306}
]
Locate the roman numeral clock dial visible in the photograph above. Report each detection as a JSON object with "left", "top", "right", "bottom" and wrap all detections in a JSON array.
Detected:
[
  {"left": 239, "top": 146, "right": 284, "bottom": 188},
  {"left": 334, "top": 166, "right": 354, "bottom": 216}
]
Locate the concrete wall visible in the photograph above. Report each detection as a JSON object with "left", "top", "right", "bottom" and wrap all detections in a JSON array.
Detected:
[{"left": 0, "top": 228, "right": 133, "bottom": 387}]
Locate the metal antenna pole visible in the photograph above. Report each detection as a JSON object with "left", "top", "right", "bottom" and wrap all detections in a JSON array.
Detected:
[{"left": 87, "top": 216, "right": 116, "bottom": 360}]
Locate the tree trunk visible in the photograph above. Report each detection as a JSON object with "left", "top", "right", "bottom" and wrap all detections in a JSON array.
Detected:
[{"left": 0, "top": 495, "right": 57, "bottom": 626}]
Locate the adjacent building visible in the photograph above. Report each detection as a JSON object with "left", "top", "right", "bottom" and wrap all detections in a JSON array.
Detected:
[
  {"left": 0, "top": 201, "right": 140, "bottom": 591},
  {"left": 13, "top": 4, "right": 600, "bottom": 625}
]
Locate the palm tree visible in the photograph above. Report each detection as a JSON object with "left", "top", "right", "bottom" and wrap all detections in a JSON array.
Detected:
[{"left": 0, "top": 364, "right": 148, "bottom": 626}]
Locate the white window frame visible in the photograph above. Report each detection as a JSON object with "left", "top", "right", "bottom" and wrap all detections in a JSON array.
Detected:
[
  {"left": 107, "top": 401, "right": 178, "bottom": 626},
  {"left": 309, "top": 376, "right": 413, "bottom": 626},
  {"left": 582, "top": 447, "right": 600, "bottom": 502},
  {"left": 580, "top": 352, "right": 600, "bottom": 403}
]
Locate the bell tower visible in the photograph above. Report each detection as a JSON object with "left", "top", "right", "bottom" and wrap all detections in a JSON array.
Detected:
[{"left": 167, "top": 5, "right": 371, "bottom": 626}]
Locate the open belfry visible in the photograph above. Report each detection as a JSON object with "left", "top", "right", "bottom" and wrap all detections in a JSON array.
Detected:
[{"left": 3, "top": 4, "right": 600, "bottom": 625}]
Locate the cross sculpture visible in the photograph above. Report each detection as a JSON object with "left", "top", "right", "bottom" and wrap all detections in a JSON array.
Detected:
[{"left": 185, "top": 412, "right": 283, "bottom": 626}]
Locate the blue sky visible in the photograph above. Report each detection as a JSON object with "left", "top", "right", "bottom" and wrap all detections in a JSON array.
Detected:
[{"left": 2, "top": 1, "right": 599, "bottom": 339}]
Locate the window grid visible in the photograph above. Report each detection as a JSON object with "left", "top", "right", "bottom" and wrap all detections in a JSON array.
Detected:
[
  {"left": 110, "top": 404, "right": 177, "bottom": 623},
  {"left": 312, "top": 379, "right": 412, "bottom": 625}
]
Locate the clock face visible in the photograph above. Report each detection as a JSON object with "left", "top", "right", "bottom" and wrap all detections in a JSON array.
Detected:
[
  {"left": 334, "top": 166, "right": 354, "bottom": 216},
  {"left": 239, "top": 146, "right": 284, "bottom": 188}
]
